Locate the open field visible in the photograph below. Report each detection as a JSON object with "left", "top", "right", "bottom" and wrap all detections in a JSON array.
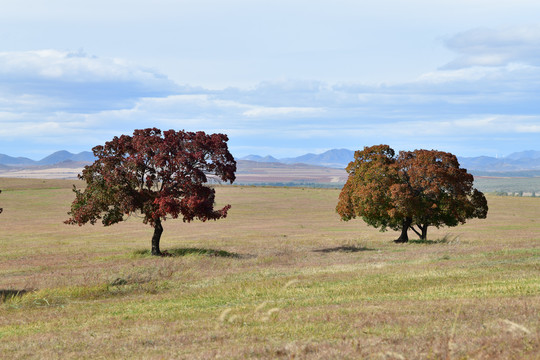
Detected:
[
  {"left": 2, "top": 161, "right": 540, "bottom": 194},
  {"left": 474, "top": 176, "right": 540, "bottom": 196},
  {"left": 0, "top": 160, "right": 348, "bottom": 185},
  {"left": 0, "top": 178, "right": 539, "bottom": 359},
  {"left": 234, "top": 161, "right": 348, "bottom": 186}
]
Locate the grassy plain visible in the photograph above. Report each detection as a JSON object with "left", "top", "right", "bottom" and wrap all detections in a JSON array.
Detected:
[
  {"left": 0, "top": 178, "right": 539, "bottom": 359},
  {"left": 473, "top": 176, "right": 540, "bottom": 195}
]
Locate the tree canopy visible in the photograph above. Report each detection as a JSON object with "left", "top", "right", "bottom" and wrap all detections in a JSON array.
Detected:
[
  {"left": 65, "top": 128, "right": 236, "bottom": 255},
  {"left": 336, "top": 145, "right": 488, "bottom": 242}
]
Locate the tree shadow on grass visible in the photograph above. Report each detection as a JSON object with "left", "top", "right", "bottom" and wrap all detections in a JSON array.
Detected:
[
  {"left": 134, "top": 248, "right": 252, "bottom": 258},
  {"left": 408, "top": 234, "right": 457, "bottom": 245},
  {"left": 313, "top": 245, "right": 376, "bottom": 253},
  {"left": 408, "top": 239, "right": 442, "bottom": 245}
]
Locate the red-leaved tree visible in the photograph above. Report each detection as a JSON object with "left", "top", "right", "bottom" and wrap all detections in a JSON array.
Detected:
[
  {"left": 65, "top": 128, "right": 236, "bottom": 255},
  {"left": 337, "top": 145, "right": 488, "bottom": 242}
]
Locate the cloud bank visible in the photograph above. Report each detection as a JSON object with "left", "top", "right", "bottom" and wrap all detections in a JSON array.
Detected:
[
  {"left": 0, "top": 50, "right": 179, "bottom": 112},
  {"left": 1, "top": 33, "right": 540, "bottom": 159}
]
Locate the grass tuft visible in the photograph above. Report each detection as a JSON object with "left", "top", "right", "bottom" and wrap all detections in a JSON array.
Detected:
[{"left": 0, "top": 289, "right": 32, "bottom": 303}]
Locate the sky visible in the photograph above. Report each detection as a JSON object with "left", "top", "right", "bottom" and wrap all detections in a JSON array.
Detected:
[{"left": 1, "top": 0, "right": 540, "bottom": 160}]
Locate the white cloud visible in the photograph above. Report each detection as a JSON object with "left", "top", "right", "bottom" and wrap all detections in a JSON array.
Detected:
[
  {"left": 243, "top": 106, "right": 323, "bottom": 117},
  {"left": 442, "top": 26, "right": 540, "bottom": 69},
  {"left": 0, "top": 50, "right": 179, "bottom": 113},
  {"left": 0, "top": 50, "right": 168, "bottom": 83}
]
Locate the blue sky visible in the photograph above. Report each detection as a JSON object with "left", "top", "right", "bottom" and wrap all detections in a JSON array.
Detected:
[{"left": 1, "top": 0, "right": 540, "bottom": 159}]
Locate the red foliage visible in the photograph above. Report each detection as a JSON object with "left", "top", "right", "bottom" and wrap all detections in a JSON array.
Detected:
[
  {"left": 65, "top": 128, "right": 236, "bottom": 254},
  {"left": 337, "top": 145, "right": 488, "bottom": 242}
]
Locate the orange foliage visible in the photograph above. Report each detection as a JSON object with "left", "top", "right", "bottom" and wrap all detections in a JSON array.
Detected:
[{"left": 337, "top": 145, "right": 488, "bottom": 242}]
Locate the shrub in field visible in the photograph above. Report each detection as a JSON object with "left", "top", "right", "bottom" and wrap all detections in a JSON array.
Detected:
[
  {"left": 336, "top": 145, "right": 488, "bottom": 242},
  {"left": 0, "top": 189, "right": 2, "bottom": 214},
  {"left": 65, "top": 128, "right": 236, "bottom": 255}
]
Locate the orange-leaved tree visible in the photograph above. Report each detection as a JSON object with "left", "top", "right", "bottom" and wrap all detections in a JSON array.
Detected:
[
  {"left": 65, "top": 128, "right": 237, "bottom": 255},
  {"left": 336, "top": 145, "right": 488, "bottom": 242}
]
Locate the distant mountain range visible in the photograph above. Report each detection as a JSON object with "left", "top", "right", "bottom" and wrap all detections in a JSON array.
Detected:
[
  {"left": 241, "top": 149, "right": 355, "bottom": 168},
  {"left": 0, "top": 150, "right": 95, "bottom": 167},
  {"left": 1, "top": 149, "right": 540, "bottom": 175},
  {"left": 240, "top": 149, "right": 540, "bottom": 174}
]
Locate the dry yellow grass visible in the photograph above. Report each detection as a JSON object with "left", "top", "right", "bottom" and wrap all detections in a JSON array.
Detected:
[{"left": 0, "top": 178, "right": 538, "bottom": 359}]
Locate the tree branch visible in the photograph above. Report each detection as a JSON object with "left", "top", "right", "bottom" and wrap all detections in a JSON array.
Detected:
[{"left": 410, "top": 226, "right": 422, "bottom": 237}]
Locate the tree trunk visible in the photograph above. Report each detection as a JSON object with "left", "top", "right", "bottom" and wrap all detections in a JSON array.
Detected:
[
  {"left": 420, "top": 224, "right": 428, "bottom": 240},
  {"left": 151, "top": 218, "right": 163, "bottom": 256},
  {"left": 394, "top": 217, "right": 412, "bottom": 243}
]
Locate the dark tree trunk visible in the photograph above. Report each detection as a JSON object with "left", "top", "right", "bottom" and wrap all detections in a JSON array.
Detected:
[
  {"left": 394, "top": 217, "right": 412, "bottom": 243},
  {"left": 420, "top": 224, "right": 428, "bottom": 240},
  {"left": 151, "top": 218, "right": 163, "bottom": 256}
]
